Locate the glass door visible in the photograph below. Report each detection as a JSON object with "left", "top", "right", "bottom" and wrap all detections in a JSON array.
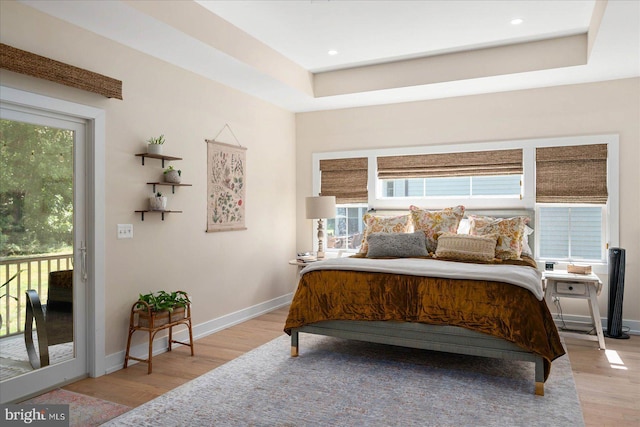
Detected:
[{"left": 0, "top": 105, "right": 87, "bottom": 403}]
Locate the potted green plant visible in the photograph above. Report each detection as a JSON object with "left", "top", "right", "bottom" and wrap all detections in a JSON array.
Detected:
[
  {"left": 163, "top": 165, "right": 182, "bottom": 184},
  {"left": 146, "top": 134, "right": 165, "bottom": 155},
  {"left": 0, "top": 271, "right": 21, "bottom": 330},
  {"left": 135, "top": 290, "right": 191, "bottom": 328},
  {"left": 148, "top": 191, "right": 167, "bottom": 211}
]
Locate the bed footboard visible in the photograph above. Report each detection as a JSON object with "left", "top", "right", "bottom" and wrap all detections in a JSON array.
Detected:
[{"left": 290, "top": 321, "right": 545, "bottom": 396}]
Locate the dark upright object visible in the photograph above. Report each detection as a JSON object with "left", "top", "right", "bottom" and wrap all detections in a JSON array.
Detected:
[
  {"left": 605, "top": 248, "right": 629, "bottom": 339},
  {"left": 24, "top": 270, "right": 74, "bottom": 368}
]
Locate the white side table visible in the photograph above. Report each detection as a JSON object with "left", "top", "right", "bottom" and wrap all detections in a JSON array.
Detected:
[
  {"left": 289, "top": 259, "right": 315, "bottom": 271},
  {"left": 543, "top": 270, "right": 605, "bottom": 350}
]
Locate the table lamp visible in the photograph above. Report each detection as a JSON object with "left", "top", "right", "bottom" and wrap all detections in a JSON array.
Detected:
[{"left": 305, "top": 196, "right": 336, "bottom": 259}]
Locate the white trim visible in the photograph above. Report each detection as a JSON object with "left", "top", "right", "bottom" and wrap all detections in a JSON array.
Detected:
[
  {"left": 104, "top": 293, "right": 293, "bottom": 374},
  {"left": 0, "top": 87, "right": 106, "bottom": 379},
  {"left": 550, "top": 313, "right": 639, "bottom": 337},
  {"left": 607, "top": 137, "right": 620, "bottom": 249}
]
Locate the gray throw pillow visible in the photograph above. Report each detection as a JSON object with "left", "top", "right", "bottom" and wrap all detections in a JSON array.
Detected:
[{"left": 366, "top": 231, "right": 428, "bottom": 258}]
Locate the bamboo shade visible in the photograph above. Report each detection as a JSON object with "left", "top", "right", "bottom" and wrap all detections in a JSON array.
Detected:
[
  {"left": 536, "top": 144, "right": 608, "bottom": 204},
  {"left": 320, "top": 157, "right": 368, "bottom": 204},
  {"left": 377, "top": 149, "right": 523, "bottom": 179},
  {"left": 0, "top": 43, "right": 123, "bottom": 99}
]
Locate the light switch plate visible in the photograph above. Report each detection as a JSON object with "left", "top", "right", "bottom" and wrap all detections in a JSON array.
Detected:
[{"left": 117, "top": 224, "right": 133, "bottom": 239}]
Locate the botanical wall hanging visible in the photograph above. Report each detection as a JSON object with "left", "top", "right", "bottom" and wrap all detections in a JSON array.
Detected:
[{"left": 205, "top": 127, "right": 246, "bottom": 232}]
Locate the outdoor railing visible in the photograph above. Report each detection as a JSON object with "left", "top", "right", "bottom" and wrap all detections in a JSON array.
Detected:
[{"left": 0, "top": 253, "right": 73, "bottom": 337}]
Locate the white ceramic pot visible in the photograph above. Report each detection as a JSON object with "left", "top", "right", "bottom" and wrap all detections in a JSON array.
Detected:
[
  {"left": 147, "top": 144, "right": 163, "bottom": 155},
  {"left": 149, "top": 196, "right": 167, "bottom": 211},
  {"left": 164, "top": 170, "right": 181, "bottom": 184}
]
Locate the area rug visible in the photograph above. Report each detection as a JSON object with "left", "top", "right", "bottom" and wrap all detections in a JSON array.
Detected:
[
  {"left": 20, "top": 388, "right": 130, "bottom": 426},
  {"left": 104, "top": 334, "right": 583, "bottom": 426}
]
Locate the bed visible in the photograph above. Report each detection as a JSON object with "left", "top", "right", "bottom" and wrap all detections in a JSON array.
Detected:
[{"left": 284, "top": 209, "right": 565, "bottom": 396}]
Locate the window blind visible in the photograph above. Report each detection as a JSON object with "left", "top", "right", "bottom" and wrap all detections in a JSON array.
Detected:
[
  {"left": 320, "top": 157, "right": 368, "bottom": 204},
  {"left": 377, "top": 149, "right": 523, "bottom": 179},
  {"left": 538, "top": 206, "right": 604, "bottom": 261},
  {"left": 536, "top": 144, "right": 608, "bottom": 204}
]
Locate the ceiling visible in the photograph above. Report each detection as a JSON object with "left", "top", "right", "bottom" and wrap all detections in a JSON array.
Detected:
[
  {"left": 19, "top": 0, "right": 640, "bottom": 112},
  {"left": 199, "top": 0, "right": 597, "bottom": 73}
]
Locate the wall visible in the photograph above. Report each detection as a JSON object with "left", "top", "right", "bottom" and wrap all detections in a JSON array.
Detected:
[
  {"left": 296, "top": 78, "right": 640, "bottom": 326},
  {"left": 1, "top": 1, "right": 297, "bottom": 362}
]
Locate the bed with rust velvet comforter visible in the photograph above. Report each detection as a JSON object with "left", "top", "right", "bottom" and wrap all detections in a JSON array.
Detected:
[{"left": 284, "top": 256, "right": 565, "bottom": 386}]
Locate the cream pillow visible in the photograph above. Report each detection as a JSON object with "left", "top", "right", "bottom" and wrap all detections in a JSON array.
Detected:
[
  {"left": 435, "top": 232, "right": 498, "bottom": 262},
  {"left": 359, "top": 213, "right": 412, "bottom": 254},
  {"left": 410, "top": 205, "right": 465, "bottom": 253}
]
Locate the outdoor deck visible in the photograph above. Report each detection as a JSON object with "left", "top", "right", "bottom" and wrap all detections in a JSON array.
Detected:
[{"left": 1, "top": 253, "right": 74, "bottom": 381}]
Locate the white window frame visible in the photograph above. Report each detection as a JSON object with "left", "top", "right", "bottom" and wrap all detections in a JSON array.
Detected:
[{"left": 311, "top": 134, "right": 619, "bottom": 269}]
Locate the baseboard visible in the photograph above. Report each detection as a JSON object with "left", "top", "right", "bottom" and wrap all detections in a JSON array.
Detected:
[
  {"left": 549, "top": 312, "right": 639, "bottom": 336},
  {"left": 103, "top": 292, "right": 293, "bottom": 374}
]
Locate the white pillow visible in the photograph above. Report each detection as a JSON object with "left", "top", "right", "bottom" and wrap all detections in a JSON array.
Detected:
[
  {"left": 521, "top": 225, "right": 534, "bottom": 257},
  {"left": 457, "top": 218, "right": 470, "bottom": 234}
]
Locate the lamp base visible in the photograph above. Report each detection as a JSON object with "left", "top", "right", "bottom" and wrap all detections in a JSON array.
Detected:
[{"left": 316, "top": 219, "right": 326, "bottom": 260}]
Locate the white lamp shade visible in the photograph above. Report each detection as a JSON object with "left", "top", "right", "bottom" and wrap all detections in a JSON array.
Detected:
[{"left": 305, "top": 196, "right": 336, "bottom": 219}]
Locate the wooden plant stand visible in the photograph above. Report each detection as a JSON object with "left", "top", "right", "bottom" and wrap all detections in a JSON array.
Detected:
[{"left": 123, "top": 299, "right": 194, "bottom": 374}]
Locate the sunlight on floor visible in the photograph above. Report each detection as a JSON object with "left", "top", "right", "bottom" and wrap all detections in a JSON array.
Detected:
[{"left": 605, "top": 349, "right": 628, "bottom": 370}]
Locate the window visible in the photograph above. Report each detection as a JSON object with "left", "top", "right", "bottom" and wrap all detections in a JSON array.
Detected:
[
  {"left": 537, "top": 206, "right": 605, "bottom": 262},
  {"left": 312, "top": 135, "right": 618, "bottom": 262},
  {"left": 382, "top": 175, "right": 521, "bottom": 198},
  {"left": 326, "top": 206, "right": 367, "bottom": 251}
]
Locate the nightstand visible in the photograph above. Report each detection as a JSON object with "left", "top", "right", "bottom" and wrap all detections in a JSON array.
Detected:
[
  {"left": 289, "top": 259, "right": 317, "bottom": 272},
  {"left": 543, "top": 270, "right": 605, "bottom": 350}
]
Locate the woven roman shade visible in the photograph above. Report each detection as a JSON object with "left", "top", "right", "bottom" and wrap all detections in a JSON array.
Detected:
[
  {"left": 0, "top": 43, "right": 123, "bottom": 99},
  {"left": 320, "top": 157, "right": 368, "bottom": 204},
  {"left": 377, "top": 149, "right": 523, "bottom": 179},
  {"left": 536, "top": 144, "right": 608, "bottom": 204}
]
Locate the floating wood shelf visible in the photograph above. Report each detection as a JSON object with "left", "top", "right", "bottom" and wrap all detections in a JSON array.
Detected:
[
  {"left": 135, "top": 153, "right": 182, "bottom": 167},
  {"left": 146, "top": 182, "right": 192, "bottom": 193},
  {"left": 134, "top": 210, "right": 183, "bottom": 221},
  {"left": 134, "top": 153, "right": 189, "bottom": 220}
]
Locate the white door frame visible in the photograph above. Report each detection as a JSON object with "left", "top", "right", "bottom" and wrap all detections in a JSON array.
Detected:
[{"left": 0, "top": 86, "right": 106, "bottom": 398}]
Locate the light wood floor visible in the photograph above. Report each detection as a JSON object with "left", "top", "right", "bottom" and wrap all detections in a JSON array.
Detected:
[{"left": 63, "top": 306, "right": 639, "bottom": 427}]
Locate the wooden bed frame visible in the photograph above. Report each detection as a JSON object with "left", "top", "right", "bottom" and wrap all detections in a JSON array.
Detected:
[{"left": 289, "top": 209, "right": 547, "bottom": 396}]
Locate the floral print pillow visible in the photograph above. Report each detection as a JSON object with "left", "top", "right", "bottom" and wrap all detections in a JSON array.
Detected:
[
  {"left": 359, "top": 213, "right": 412, "bottom": 254},
  {"left": 469, "top": 215, "right": 529, "bottom": 260},
  {"left": 409, "top": 205, "right": 465, "bottom": 253}
]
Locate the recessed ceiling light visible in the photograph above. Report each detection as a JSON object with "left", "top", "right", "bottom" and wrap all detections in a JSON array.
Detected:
[
  {"left": 327, "top": 50, "right": 338, "bottom": 56},
  {"left": 511, "top": 18, "right": 524, "bottom": 25}
]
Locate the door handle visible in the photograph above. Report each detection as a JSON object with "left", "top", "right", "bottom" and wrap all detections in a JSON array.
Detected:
[{"left": 80, "top": 241, "right": 88, "bottom": 281}]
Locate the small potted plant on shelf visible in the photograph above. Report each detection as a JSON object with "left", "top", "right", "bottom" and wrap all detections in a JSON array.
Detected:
[
  {"left": 135, "top": 290, "right": 191, "bottom": 328},
  {"left": 163, "top": 165, "right": 182, "bottom": 184},
  {"left": 146, "top": 134, "right": 165, "bottom": 155},
  {"left": 149, "top": 191, "right": 167, "bottom": 211}
]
